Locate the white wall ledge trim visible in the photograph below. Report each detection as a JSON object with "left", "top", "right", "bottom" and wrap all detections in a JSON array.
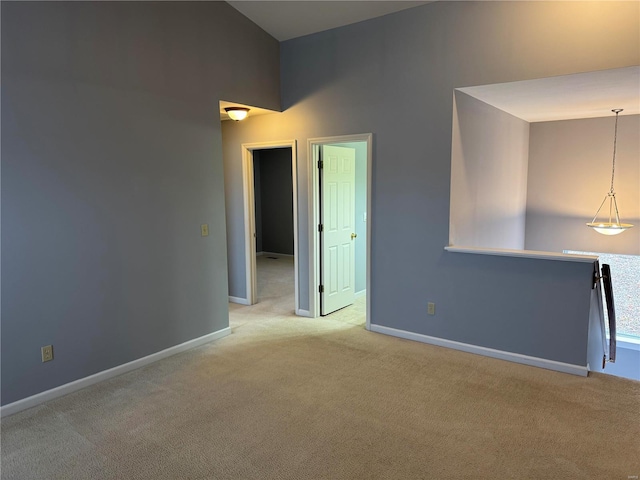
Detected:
[
  {"left": 1, "top": 327, "right": 231, "bottom": 418},
  {"left": 445, "top": 245, "right": 598, "bottom": 263},
  {"left": 617, "top": 335, "right": 640, "bottom": 352},
  {"left": 370, "top": 324, "right": 588, "bottom": 377}
]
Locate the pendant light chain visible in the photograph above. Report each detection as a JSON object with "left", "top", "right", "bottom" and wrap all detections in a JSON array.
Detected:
[
  {"left": 586, "top": 108, "right": 633, "bottom": 235},
  {"left": 609, "top": 109, "right": 622, "bottom": 194}
]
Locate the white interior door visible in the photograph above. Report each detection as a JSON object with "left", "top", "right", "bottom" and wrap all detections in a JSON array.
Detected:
[{"left": 321, "top": 145, "right": 356, "bottom": 315}]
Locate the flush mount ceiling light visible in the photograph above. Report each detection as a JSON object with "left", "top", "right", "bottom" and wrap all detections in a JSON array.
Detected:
[
  {"left": 587, "top": 109, "right": 634, "bottom": 236},
  {"left": 224, "top": 107, "right": 250, "bottom": 121}
]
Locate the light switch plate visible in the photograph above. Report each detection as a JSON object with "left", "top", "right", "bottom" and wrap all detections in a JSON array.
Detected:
[{"left": 200, "top": 224, "right": 209, "bottom": 237}]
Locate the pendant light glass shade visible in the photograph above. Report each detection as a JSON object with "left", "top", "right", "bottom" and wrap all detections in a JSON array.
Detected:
[
  {"left": 224, "top": 107, "right": 249, "bottom": 121},
  {"left": 587, "top": 109, "right": 634, "bottom": 235},
  {"left": 590, "top": 224, "right": 633, "bottom": 236},
  {"left": 587, "top": 197, "right": 634, "bottom": 235}
]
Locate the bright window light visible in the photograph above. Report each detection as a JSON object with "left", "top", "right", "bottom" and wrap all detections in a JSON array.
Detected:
[{"left": 566, "top": 250, "right": 640, "bottom": 338}]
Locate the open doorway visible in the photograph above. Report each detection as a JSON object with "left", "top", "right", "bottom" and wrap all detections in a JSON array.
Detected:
[
  {"left": 308, "top": 134, "right": 372, "bottom": 328},
  {"left": 253, "top": 148, "right": 295, "bottom": 308},
  {"left": 238, "top": 140, "right": 300, "bottom": 314}
]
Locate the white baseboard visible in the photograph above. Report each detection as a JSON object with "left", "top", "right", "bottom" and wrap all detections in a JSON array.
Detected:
[
  {"left": 355, "top": 289, "right": 366, "bottom": 298},
  {"left": 296, "top": 309, "right": 311, "bottom": 317},
  {"left": 229, "top": 296, "right": 251, "bottom": 305},
  {"left": 260, "top": 252, "right": 294, "bottom": 258},
  {"left": 369, "top": 324, "right": 588, "bottom": 377},
  {"left": 1, "top": 327, "right": 232, "bottom": 418}
]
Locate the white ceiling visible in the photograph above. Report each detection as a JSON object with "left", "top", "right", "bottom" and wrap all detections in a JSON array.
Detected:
[
  {"left": 458, "top": 66, "right": 640, "bottom": 123},
  {"left": 227, "top": 1, "right": 431, "bottom": 41}
]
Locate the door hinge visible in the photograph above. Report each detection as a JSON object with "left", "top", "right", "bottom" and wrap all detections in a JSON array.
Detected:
[
  {"left": 318, "top": 159, "right": 323, "bottom": 169},
  {"left": 318, "top": 224, "right": 323, "bottom": 232},
  {"left": 319, "top": 285, "right": 324, "bottom": 293}
]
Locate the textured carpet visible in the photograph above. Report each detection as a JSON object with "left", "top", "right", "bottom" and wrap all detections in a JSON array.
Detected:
[{"left": 2, "top": 256, "right": 639, "bottom": 479}]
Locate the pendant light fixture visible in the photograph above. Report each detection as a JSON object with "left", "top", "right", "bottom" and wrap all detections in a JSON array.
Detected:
[
  {"left": 586, "top": 109, "right": 634, "bottom": 236},
  {"left": 224, "top": 107, "right": 250, "bottom": 121}
]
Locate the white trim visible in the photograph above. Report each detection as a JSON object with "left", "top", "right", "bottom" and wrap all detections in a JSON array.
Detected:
[
  {"left": 445, "top": 246, "right": 598, "bottom": 263},
  {"left": 307, "top": 134, "right": 373, "bottom": 331},
  {"left": 0, "top": 327, "right": 232, "bottom": 418},
  {"left": 365, "top": 136, "right": 372, "bottom": 332},
  {"left": 296, "top": 309, "right": 311, "bottom": 317},
  {"left": 229, "top": 296, "right": 250, "bottom": 305},
  {"left": 241, "top": 140, "right": 299, "bottom": 314},
  {"left": 355, "top": 289, "right": 367, "bottom": 298},
  {"left": 369, "top": 324, "right": 588, "bottom": 377},
  {"left": 617, "top": 336, "right": 640, "bottom": 352},
  {"left": 291, "top": 143, "right": 300, "bottom": 316},
  {"left": 308, "top": 142, "right": 320, "bottom": 318},
  {"left": 241, "top": 146, "right": 257, "bottom": 305}
]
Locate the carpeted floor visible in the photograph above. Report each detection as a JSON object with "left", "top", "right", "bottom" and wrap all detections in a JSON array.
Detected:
[{"left": 1, "top": 255, "right": 639, "bottom": 479}]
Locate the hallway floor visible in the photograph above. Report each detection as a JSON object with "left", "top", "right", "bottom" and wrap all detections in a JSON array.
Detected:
[{"left": 229, "top": 254, "right": 366, "bottom": 329}]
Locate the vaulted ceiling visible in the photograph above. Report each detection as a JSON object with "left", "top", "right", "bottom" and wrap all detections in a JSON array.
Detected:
[
  {"left": 222, "top": 3, "right": 639, "bottom": 123},
  {"left": 227, "top": 1, "right": 431, "bottom": 41}
]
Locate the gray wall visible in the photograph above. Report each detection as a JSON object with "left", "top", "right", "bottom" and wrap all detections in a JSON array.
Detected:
[
  {"left": 450, "top": 91, "right": 530, "bottom": 249},
  {"left": 525, "top": 115, "right": 640, "bottom": 255},
  {"left": 335, "top": 142, "right": 367, "bottom": 294},
  {"left": 1, "top": 2, "right": 280, "bottom": 405},
  {"left": 222, "top": 1, "right": 638, "bottom": 366},
  {"left": 254, "top": 148, "right": 294, "bottom": 255}
]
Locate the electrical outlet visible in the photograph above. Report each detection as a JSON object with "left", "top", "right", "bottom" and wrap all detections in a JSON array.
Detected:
[
  {"left": 200, "top": 224, "right": 209, "bottom": 237},
  {"left": 41, "top": 345, "right": 54, "bottom": 362},
  {"left": 427, "top": 302, "right": 436, "bottom": 316}
]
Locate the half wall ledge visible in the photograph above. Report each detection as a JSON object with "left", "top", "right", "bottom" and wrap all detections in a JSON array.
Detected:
[{"left": 444, "top": 245, "right": 598, "bottom": 263}]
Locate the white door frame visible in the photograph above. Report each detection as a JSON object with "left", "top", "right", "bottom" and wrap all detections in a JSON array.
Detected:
[
  {"left": 241, "top": 140, "right": 300, "bottom": 314},
  {"left": 307, "top": 134, "right": 372, "bottom": 329}
]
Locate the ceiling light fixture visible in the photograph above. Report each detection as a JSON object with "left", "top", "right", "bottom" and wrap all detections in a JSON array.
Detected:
[
  {"left": 587, "top": 109, "right": 634, "bottom": 236},
  {"left": 224, "top": 107, "right": 250, "bottom": 121}
]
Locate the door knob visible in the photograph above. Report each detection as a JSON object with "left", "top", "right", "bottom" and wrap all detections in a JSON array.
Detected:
[{"left": 351, "top": 233, "right": 357, "bottom": 240}]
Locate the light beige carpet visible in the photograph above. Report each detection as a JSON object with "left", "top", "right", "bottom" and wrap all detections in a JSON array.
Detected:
[{"left": 2, "top": 255, "right": 639, "bottom": 479}]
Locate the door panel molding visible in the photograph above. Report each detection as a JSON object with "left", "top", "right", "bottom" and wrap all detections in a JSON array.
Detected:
[
  {"left": 307, "top": 134, "right": 373, "bottom": 329},
  {"left": 321, "top": 145, "right": 356, "bottom": 315}
]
